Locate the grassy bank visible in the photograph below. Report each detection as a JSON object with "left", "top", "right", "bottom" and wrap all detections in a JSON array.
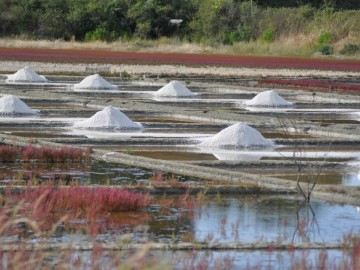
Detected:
[{"left": 1, "top": 36, "right": 359, "bottom": 59}]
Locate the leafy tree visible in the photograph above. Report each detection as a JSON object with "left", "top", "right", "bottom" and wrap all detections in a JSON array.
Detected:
[
  {"left": 13, "top": 0, "right": 43, "bottom": 37},
  {"left": 37, "top": 0, "right": 71, "bottom": 39},
  {"left": 0, "top": 0, "right": 358, "bottom": 42},
  {"left": 127, "top": 0, "right": 196, "bottom": 39},
  {"left": 0, "top": 0, "right": 23, "bottom": 36}
]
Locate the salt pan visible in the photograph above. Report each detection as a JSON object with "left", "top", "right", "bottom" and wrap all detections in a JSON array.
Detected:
[
  {"left": 0, "top": 95, "right": 37, "bottom": 115},
  {"left": 74, "top": 74, "right": 118, "bottom": 90},
  {"left": 153, "top": 81, "right": 196, "bottom": 97},
  {"left": 199, "top": 122, "right": 274, "bottom": 149},
  {"left": 6, "top": 66, "right": 48, "bottom": 83},
  {"left": 244, "top": 90, "right": 293, "bottom": 107},
  {"left": 73, "top": 106, "right": 142, "bottom": 130}
]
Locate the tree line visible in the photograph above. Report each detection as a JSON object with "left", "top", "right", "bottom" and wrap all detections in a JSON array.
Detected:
[{"left": 0, "top": 0, "right": 359, "bottom": 44}]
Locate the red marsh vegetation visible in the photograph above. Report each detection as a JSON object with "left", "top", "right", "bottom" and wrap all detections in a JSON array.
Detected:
[
  {"left": 0, "top": 47, "right": 359, "bottom": 71},
  {"left": 0, "top": 144, "right": 91, "bottom": 163},
  {"left": 260, "top": 78, "right": 360, "bottom": 92}
]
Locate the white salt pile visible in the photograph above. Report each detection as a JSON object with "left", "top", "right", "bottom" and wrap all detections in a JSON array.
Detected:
[
  {"left": 74, "top": 74, "right": 118, "bottom": 90},
  {"left": 73, "top": 106, "right": 142, "bottom": 130},
  {"left": 199, "top": 122, "right": 274, "bottom": 149},
  {"left": 0, "top": 95, "right": 37, "bottom": 114},
  {"left": 244, "top": 90, "right": 293, "bottom": 107},
  {"left": 153, "top": 80, "right": 196, "bottom": 97},
  {"left": 6, "top": 66, "right": 48, "bottom": 83}
]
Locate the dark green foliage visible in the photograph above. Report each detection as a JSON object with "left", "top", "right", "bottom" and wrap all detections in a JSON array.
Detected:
[
  {"left": 0, "top": 0, "right": 359, "bottom": 44},
  {"left": 340, "top": 43, "right": 360, "bottom": 55},
  {"left": 256, "top": 0, "right": 360, "bottom": 9},
  {"left": 316, "top": 44, "right": 333, "bottom": 55}
]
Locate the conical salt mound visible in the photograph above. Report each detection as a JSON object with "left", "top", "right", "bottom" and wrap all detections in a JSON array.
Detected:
[
  {"left": 73, "top": 106, "right": 142, "bottom": 130},
  {"left": 244, "top": 90, "right": 293, "bottom": 107},
  {"left": 0, "top": 95, "right": 37, "bottom": 114},
  {"left": 199, "top": 122, "right": 274, "bottom": 149},
  {"left": 153, "top": 81, "right": 196, "bottom": 97},
  {"left": 6, "top": 66, "right": 48, "bottom": 83},
  {"left": 74, "top": 74, "right": 117, "bottom": 90}
]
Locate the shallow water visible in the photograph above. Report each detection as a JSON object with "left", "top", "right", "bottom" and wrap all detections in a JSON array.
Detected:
[
  {"left": 192, "top": 196, "right": 360, "bottom": 244},
  {"left": 2, "top": 195, "right": 358, "bottom": 247},
  {"left": 0, "top": 246, "right": 350, "bottom": 269},
  {"left": 0, "top": 160, "right": 155, "bottom": 185},
  {"left": 1, "top": 77, "right": 360, "bottom": 268}
]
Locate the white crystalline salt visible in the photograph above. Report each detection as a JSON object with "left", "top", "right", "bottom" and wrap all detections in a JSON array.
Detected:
[
  {"left": 73, "top": 106, "right": 142, "bottom": 130},
  {"left": 244, "top": 90, "right": 293, "bottom": 107},
  {"left": 6, "top": 66, "right": 48, "bottom": 82},
  {"left": 0, "top": 95, "right": 37, "bottom": 114},
  {"left": 74, "top": 74, "right": 118, "bottom": 90},
  {"left": 199, "top": 122, "right": 274, "bottom": 149},
  {"left": 153, "top": 80, "right": 196, "bottom": 97}
]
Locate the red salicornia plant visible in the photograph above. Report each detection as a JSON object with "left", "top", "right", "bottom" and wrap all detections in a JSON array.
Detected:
[
  {"left": 0, "top": 145, "right": 21, "bottom": 162},
  {"left": 22, "top": 145, "right": 91, "bottom": 163},
  {"left": 16, "top": 186, "right": 151, "bottom": 215},
  {"left": 0, "top": 144, "right": 92, "bottom": 163},
  {"left": 5, "top": 185, "right": 152, "bottom": 235}
]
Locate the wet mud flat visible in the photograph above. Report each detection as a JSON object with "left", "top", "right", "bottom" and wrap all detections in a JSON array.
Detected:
[{"left": 1, "top": 70, "right": 360, "bottom": 268}]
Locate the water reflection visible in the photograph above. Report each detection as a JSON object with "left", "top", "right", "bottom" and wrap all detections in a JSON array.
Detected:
[
  {"left": 211, "top": 151, "right": 263, "bottom": 161},
  {"left": 196, "top": 148, "right": 265, "bottom": 161},
  {"left": 292, "top": 204, "right": 321, "bottom": 243},
  {"left": 193, "top": 196, "right": 360, "bottom": 243},
  {"left": 195, "top": 147, "right": 360, "bottom": 162},
  {"left": 342, "top": 172, "right": 360, "bottom": 186},
  {"left": 0, "top": 160, "right": 155, "bottom": 186},
  {"left": 171, "top": 249, "right": 348, "bottom": 269},
  {"left": 65, "top": 128, "right": 144, "bottom": 139}
]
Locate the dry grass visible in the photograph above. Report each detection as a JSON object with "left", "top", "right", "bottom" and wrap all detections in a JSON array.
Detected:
[
  {"left": 0, "top": 37, "right": 318, "bottom": 57},
  {"left": 0, "top": 37, "right": 313, "bottom": 56},
  {"left": 231, "top": 40, "right": 312, "bottom": 57},
  {"left": 0, "top": 33, "right": 359, "bottom": 58},
  {"left": 231, "top": 33, "right": 360, "bottom": 58},
  {"left": 0, "top": 37, "right": 215, "bottom": 54}
]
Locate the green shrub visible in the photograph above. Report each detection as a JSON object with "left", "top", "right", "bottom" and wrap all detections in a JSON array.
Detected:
[
  {"left": 228, "top": 32, "right": 236, "bottom": 45},
  {"left": 222, "top": 27, "right": 253, "bottom": 45},
  {"left": 84, "top": 27, "right": 117, "bottom": 42},
  {"left": 262, "top": 27, "right": 275, "bottom": 42},
  {"left": 317, "top": 31, "right": 331, "bottom": 46},
  {"left": 340, "top": 43, "right": 360, "bottom": 55},
  {"left": 316, "top": 44, "right": 333, "bottom": 55},
  {"left": 314, "top": 32, "right": 333, "bottom": 55}
]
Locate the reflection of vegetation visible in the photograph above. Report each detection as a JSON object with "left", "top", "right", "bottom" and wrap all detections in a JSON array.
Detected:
[
  {"left": 292, "top": 203, "right": 320, "bottom": 243},
  {"left": 277, "top": 118, "right": 330, "bottom": 203}
]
